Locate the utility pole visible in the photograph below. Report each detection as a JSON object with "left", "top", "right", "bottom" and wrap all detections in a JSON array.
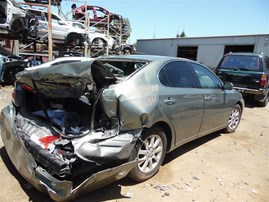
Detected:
[
  {"left": 48, "top": 0, "right": 53, "bottom": 60},
  {"left": 106, "top": 14, "right": 110, "bottom": 55}
]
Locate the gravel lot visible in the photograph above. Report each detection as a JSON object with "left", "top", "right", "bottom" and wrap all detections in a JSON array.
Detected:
[{"left": 0, "top": 85, "right": 268, "bottom": 202}]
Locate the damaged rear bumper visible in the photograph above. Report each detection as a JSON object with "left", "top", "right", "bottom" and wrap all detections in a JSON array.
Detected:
[{"left": 0, "top": 105, "right": 140, "bottom": 201}]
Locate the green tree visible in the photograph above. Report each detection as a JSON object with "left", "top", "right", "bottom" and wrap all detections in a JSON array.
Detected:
[{"left": 180, "top": 30, "right": 186, "bottom": 37}]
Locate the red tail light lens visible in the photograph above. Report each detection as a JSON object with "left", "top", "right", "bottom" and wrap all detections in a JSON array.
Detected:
[
  {"left": 22, "top": 83, "right": 34, "bottom": 92},
  {"left": 260, "top": 74, "right": 267, "bottom": 88}
]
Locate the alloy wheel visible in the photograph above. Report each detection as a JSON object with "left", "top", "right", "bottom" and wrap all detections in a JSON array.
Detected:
[
  {"left": 228, "top": 107, "right": 240, "bottom": 130},
  {"left": 137, "top": 134, "right": 164, "bottom": 173}
]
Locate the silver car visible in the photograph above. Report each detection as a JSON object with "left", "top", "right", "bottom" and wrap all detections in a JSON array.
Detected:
[
  {"left": 26, "top": 8, "right": 89, "bottom": 46},
  {"left": 0, "top": 55, "right": 244, "bottom": 201},
  {"left": 71, "top": 21, "right": 115, "bottom": 50}
]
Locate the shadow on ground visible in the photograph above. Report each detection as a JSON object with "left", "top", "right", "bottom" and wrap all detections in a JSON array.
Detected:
[
  {"left": 244, "top": 97, "right": 267, "bottom": 108},
  {"left": 0, "top": 131, "right": 221, "bottom": 202},
  {"left": 0, "top": 146, "right": 53, "bottom": 202}
]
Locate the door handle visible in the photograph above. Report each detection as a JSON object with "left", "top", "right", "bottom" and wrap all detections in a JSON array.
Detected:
[
  {"left": 204, "top": 95, "right": 212, "bottom": 101},
  {"left": 164, "top": 97, "right": 175, "bottom": 105}
]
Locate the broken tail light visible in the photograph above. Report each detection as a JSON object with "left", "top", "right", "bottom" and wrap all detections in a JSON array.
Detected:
[
  {"left": 22, "top": 83, "right": 35, "bottom": 92},
  {"left": 260, "top": 74, "right": 267, "bottom": 88},
  {"left": 12, "top": 82, "right": 35, "bottom": 106}
]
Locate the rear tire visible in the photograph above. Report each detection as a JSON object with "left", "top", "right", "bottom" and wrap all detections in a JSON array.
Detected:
[
  {"left": 91, "top": 38, "right": 107, "bottom": 50},
  {"left": 258, "top": 92, "right": 268, "bottom": 107},
  {"left": 66, "top": 33, "right": 83, "bottom": 47},
  {"left": 128, "top": 127, "right": 167, "bottom": 182},
  {"left": 223, "top": 104, "right": 242, "bottom": 133}
]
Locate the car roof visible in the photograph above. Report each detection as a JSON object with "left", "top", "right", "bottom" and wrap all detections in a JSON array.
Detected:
[
  {"left": 97, "top": 54, "right": 191, "bottom": 62},
  {"left": 225, "top": 52, "right": 267, "bottom": 57},
  {"left": 26, "top": 57, "right": 93, "bottom": 70},
  {"left": 26, "top": 8, "right": 64, "bottom": 20}
]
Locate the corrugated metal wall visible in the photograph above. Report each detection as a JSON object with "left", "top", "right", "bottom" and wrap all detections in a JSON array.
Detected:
[{"left": 137, "top": 34, "right": 269, "bottom": 69}]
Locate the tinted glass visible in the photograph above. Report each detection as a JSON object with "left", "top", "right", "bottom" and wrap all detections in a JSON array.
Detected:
[
  {"left": 73, "top": 23, "right": 84, "bottom": 29},
  {"left": 159, "top": 68, "right": 169, "bottom": 86},
  {"left": 265, "top": 56, "right": 269, "bottom": 69},
  {"left": 159, "top": 61, "right": 195, "bottom": 88},
  {"left": 191, "top": 63, "right": 222, "bottom": 88},
  {"left": 220, "top": 55, "right": 260, "bottom": 71}
]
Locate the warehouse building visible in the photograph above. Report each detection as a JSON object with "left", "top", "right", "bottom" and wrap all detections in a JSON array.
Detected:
[{"left": 137, "top": 34, "right": 269, "bottom": 69}]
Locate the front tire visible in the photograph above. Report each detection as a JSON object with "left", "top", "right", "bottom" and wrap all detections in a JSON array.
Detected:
[
  {"left": 224, "top": 104, "right": 242, "bottom": 133},
  {"left": 128, "top": 127, "right": 167, "bottom": 182}
]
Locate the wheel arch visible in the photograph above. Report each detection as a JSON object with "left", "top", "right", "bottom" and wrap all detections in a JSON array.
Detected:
[
  {"left": 91, "top": 37, "right": 107, "bottom": 46},
  {"left": 236, "top": 100, "right": 244, "bottom": 113},
  {"left": 152, "top": 121, "right": 173, "bottom": 152},
  {"left": 10, "top": 17, "right": 26, "bottom": 34},
  {"left": 66, "top": 32, "right": 83, "bottom": 45}
]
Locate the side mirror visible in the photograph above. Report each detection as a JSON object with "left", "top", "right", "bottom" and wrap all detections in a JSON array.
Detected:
[
  {"left": 223, "top": 82, "right": 234, "bottom": 90},
  {"left": 58, "top": 20, "right": 65, "bottom": 25}
]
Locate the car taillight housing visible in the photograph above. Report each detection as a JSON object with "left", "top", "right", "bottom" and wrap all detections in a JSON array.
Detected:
[
  {"left": 260, "top": 74, "right": 267, "bottom": 88},
  {"left": 11, "top": 87, "right": 17, "bottom": 106},
  {"left": 12, "top": 82, "right": 35, "bottom": 106},
  {"left": 22, "top": 83, "right": 34, "bottom": 92}
]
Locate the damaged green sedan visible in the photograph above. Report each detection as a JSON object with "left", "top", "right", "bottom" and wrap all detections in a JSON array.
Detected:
[{"left": 0, "top": 55, "right": 244, "bottom": 201}]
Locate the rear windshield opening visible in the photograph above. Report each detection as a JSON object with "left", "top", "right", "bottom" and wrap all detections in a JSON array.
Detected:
[
  {"left": 98, "top": 60, "right": 148, "bottom": 77},
  {"left": 221, "top": 55, "right": 260, "bottom": 71}
]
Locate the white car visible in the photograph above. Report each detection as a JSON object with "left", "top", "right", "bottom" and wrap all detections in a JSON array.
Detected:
[
  {"left": 0, "top": 0, "right": 34, "bottom": 40},
  {"left": 26, "top": 8, "right": 89, "bottom": 46},
  {"left": 71, "top": 21, "right": 115, "bottom": 49}
]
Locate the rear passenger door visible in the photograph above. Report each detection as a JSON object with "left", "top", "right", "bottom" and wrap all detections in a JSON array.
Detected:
[
  {"left": 158, "top": 61, "right": 204, "bottom": 145},
  {"left": 191, "top": 63, "right": 232, "bottom": 135}
]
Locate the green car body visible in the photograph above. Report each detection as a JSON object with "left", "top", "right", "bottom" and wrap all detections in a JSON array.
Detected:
[{"left": 0, "top": 55, "right": 244, "bottom": 201}]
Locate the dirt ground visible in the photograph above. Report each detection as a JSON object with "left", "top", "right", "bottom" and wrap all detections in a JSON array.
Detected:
[{"left": 0, "top": 85, "right": 268, "bottom": 202}]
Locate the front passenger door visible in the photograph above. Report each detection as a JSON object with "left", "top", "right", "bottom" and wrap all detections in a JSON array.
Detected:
[{"left": 191, "top": 63, "right": 231, "bottom": 135}]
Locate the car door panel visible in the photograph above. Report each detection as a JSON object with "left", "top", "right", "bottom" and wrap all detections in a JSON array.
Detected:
[
  {"left": 158, "top": 61, "right": 204, "bottom": 146},
  {"left": 159, "top": 86, "right": 204, "bottom": 145},
  {"left": 199, "top": 89, "right": 230, "bottom": 135},
  {"left": 190, "top": 62, "right": 231, "bottom": 136}
]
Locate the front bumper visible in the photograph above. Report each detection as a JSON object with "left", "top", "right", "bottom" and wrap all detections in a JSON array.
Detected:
[{"left": 0, "top": 105, "right": 140, "bottom": 201}]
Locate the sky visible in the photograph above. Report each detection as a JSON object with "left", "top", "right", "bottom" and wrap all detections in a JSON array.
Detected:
[{"left": 58, "top": 0, "right": 269, "bottom": 44}]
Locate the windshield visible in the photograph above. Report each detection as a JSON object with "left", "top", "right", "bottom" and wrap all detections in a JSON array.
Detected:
[{"left": 220, "top": 55, "right": 260, "bottom": 71}]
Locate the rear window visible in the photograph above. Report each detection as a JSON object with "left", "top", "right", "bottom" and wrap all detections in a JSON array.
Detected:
[
  {"left": 99, "top": 60, "right": 148, "bottom": 77},
  {"left": 220, "top": 55, "right": 260, "bottom": 71}
]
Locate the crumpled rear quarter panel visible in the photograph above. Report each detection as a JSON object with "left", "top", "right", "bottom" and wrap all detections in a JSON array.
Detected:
[{"left": 0, "top": 105, "right": 140, "bottom": 201}]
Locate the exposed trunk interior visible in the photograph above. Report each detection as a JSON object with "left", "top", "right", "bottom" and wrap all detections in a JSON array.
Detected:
[{"left": 13, "top": 59, "right": 135, "bottom": 179}]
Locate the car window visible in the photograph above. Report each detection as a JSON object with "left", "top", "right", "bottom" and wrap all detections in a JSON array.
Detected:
[
  {"left": 159, "top": 61, "right": 195, "bottom": 88},
  {"left": 220, "top": 55, "right": 260, "bottom": 71},
  {"left": 191, "top": 63, "right": 222, "bottom": 89},
  {"left": 99, "top": 60, "right": 147, "bottom": 77},
  {"left": 73, "top": 23, "right": 84, "bottom": 29},
  {"left": 103, "top": 63, "right": 124, "bottom": 76},
  {"left": 265, "top": 56, "right": 269, "bottom": 69}
]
